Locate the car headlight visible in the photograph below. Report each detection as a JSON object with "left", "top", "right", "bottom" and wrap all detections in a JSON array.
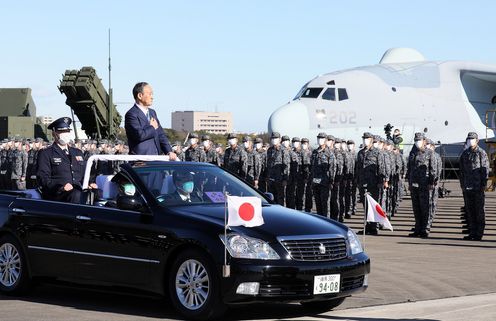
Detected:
[
  {"left": 347, "top": 230, "right": 363, "bottom": 255},
  {"left": 220, "top": 234, "right": 280, "bottom": 260}
]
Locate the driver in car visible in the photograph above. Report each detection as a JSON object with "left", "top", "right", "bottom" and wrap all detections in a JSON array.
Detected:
[{"left": 166, "top": 171, "right": 203, "bottom": 203}]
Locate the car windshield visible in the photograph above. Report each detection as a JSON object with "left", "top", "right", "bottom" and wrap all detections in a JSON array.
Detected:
[{"left": 132, "top": 164, "right": 269, "bottom": 207}]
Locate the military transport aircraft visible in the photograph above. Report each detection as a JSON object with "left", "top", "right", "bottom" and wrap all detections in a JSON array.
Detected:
[{"left": 268, "top": 48, "right": 496, "bottom": 162}]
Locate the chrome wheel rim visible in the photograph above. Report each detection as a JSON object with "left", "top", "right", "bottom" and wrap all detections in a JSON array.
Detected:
[
  {"left": 175, "top": 259, "right": 210, "bottom": 310},
  {"left": 0, "top": 243, "right": 21, "bottom": 287}
]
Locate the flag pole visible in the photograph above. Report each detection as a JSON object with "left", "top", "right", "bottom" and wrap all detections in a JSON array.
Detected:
[
  {"left": 363, "top": 191, "right": 368, "bottom": 251},
  {"left": 223, "top": 190, "right": 230, "bottom": 278}
]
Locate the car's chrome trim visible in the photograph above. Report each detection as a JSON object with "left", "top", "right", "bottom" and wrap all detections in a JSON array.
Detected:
[
  {"left": 277, "top": 234, "right": 345, "bottom": 242},
  {"left": 28, "top": 246, "right": 160, "bottom": 264}
]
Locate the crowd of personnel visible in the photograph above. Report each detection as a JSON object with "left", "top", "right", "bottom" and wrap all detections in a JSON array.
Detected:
[{"left": 0, "top": 126, "right": 488, "bottom": 240}]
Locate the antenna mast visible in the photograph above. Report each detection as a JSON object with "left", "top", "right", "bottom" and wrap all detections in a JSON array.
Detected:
[{"left": 107, "top": 28, "right": 114, "bottom": 138}]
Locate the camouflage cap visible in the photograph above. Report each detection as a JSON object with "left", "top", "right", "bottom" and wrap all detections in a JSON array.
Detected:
[
  {"left": 414, "top": 132, "right": 425, "bottom": 141},
  {"left": 301, "top": 137, "right": 309, "bottom": 143},
  {"left": 201, "top": 134, "right": 211, "bottom": 141},
  {"left": 335, "top": 138, "right": 343, "bottom": 143},
  {"left": 466, "top": 132, "right": 478, "bottom": 140},
  {"left": 426, "top": 138, "right": 434, "bottom": 145},
  {"left": 227, "top": 133, "right": 237, "bottom": 139},
  {"left": 291, "top": 137, "right": 300, "bottom": 142},
  {"left": 317, "top": 132, "right": 327, "bottom": 139},
  {"left": 373, "top": 135, "right": 381, "bottom": 142},
  {"left": 347, "top": 139, "right": 355, "bottom": 144},
  {"left": 362, "top": 132, "right": 373, "bottom": 139},
  {"left": 281, "top": 135, "right": 290, "bottom": 142},
  {"left": 242, "top": 136, "right": 252, "bottom": 142},
  {"left": 386, "top": 139, "right": 394, "bottom": 145},
  {"left": 188, "top": 132, "right": 199, "bottom": 139},
  {"left": 270, "top": 132, "right": 281, "bottom": 139},
  {"left": 254, "top": 137, "right": 263, "bottom": 144},
  {"left": 172, "top": 141, "right": 182, "bottom": 147},
  {"left": 326, "top": 135, "right": 335, "bottom": 141}
]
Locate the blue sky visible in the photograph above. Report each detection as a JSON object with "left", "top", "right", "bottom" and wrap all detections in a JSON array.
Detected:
[{"left": 1, "top": 1, "right": 495, "bottom": 132}]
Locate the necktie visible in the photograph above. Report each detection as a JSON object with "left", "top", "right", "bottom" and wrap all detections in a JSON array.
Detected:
[
  {"left": 64, "top": 148, "right": 69, "bottom": 155},
  {"left": 146, "top": 110, "right": 151, "bottom": 121}
]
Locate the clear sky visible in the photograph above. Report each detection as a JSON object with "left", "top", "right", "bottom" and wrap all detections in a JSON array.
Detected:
[{"left": 1, "top": 0, "right": 495, "bottom": 132}]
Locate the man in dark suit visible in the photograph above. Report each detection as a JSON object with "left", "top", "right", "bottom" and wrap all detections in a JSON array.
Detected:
[
  {"left": 37, "top": 117, "right": 97, "bottom": 203},
  {"left": 125, "top": 82, "right": 177, "bottom": 159},
  {"left": 164, "top": 171, "right": 203, "bottom": 203}
]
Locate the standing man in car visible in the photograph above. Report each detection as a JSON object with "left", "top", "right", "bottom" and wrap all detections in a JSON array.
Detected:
[{"left": 37, "top": 117, "right": 97, "bottom": 203}]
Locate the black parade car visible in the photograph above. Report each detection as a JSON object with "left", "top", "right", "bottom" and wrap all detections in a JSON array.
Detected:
[{"left": 0, "top": 157, "right": 370, "bottom": 320}]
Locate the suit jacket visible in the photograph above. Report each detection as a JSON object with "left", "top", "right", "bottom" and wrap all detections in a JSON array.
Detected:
[{"left": 125, "top": 105, "right": 172, "bottom": 155}]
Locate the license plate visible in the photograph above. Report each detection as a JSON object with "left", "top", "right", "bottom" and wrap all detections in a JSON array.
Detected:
[{"left": 313, "top": 274, "right": 340, "bottom": 295}]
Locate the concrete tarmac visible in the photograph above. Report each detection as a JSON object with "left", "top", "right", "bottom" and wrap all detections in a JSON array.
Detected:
[{"left": 0, "top": 180, "right": 495, "bottom": 320}]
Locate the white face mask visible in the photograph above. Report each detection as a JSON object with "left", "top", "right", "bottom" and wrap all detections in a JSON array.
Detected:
[
  {"left": 326, "top": 140, "right": 333, "bottom": 147},
  {"left": 415, "top": 141, "right": 423, "bottom": 149},
  {"left": 271, "top": 138, "right": 280, "bottom": 145},
  {"left": 348, "top": 144, "right": 355, "bottom": 151},
  {"left": 302, "top": 143, "right": 309, "bottom": 150},
  {"left": 318, "top": 138, "right": 326, "bottom": 146},
  {"left": 58, "top": 132, "right": 72, "bottom": 145},
  {"left": 293, "top": 142, "right": 300, "bottom": 149},
  {"left": 363, "top": 138, "right": 371, "bottom": 147},
  {"left": 255, "top": 143, "right": 262, "bottom": 149},
  {"left": 228, "top": 138, "right": 237, "bottom": 146},
  {"left": 189, "top": 138, "right": 198, "bottom": 145},
  {"left": 282, "top": 140, "right": 290, "bottom": 148},
  {"left": 202, "top": 141, "right": 210, "bottom": 148},
  {"left": 243, "top": 142, "right": 250, "bottom": 149},
  {"left": 335, "top": 143, "right": 341, "bottom": 150},
  {"left": 373, "top": 142, "right": 379, "bottom": 148},
  {"left": 469, "top": 138, "right": 477, "bottom": 147}
]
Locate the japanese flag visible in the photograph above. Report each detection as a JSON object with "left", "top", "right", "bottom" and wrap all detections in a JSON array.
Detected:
[
  {"left": 227, "top": 196, "right": 264, "bottom": 227},
  {"left": 366, "top": 194, "right": 393, "bottom": 231}
]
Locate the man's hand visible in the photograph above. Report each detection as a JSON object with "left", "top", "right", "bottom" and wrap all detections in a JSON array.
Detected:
[
  {"left": 254, "top": 180, "right": 259, "bottom": 189},
  {"left": 383, "top": 181, "right": 389, "bottom": 189},
  {"left": 89, "top": 183, "right": 98, "bottom": 189},
  {"left": 20, "top": 176, "right": 25, "bottom": 182},
  {"left": 150, "top": 117, "right": 159, "bottom": 129},
  {"left": 168, "top": 152, "right": 177, "bottom": 161},
  {"left": 63, "top": 183, "right": 73, "bottom": 192}
]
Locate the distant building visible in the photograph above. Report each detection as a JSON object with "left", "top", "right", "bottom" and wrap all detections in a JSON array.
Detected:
[{"left": 171, "top": 111, "right": 233, "bottom": 134}]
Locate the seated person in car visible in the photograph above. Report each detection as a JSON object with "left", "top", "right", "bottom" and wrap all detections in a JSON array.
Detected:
[{"left": 164, "top": 171, "right": 203, "bottom": 203}]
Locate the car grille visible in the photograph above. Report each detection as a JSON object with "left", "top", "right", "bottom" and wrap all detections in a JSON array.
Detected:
[
  {"left": 341, "top": 275, "right": 365, "bottom": 291},
  {"left": 259, "top": 282, "right": 311, "bottom": 297},
  {"left": 279, "top": 237, "right": 348, "bottom": 262}
]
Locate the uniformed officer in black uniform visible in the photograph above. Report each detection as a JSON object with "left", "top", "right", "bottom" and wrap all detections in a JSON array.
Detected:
[{"left": 37, "top": 117, "right": 97, "bottom": 203}]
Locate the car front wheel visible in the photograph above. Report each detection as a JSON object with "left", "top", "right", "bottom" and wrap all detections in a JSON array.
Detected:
[
  {"left": 0, "top": 235, "right": 31, "bottom": 295},
  {"left": 168, "top": 249, "right": 226, "bottom": 320}
]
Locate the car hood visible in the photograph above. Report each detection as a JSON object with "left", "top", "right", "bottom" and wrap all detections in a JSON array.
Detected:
[{"left": 168, "top": 204, "right": 348, "bottom": 242}]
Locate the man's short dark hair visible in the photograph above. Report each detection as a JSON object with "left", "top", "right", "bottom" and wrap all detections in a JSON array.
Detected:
[{"left": 133, "top": 82, "right": 149, "bottom": 100}]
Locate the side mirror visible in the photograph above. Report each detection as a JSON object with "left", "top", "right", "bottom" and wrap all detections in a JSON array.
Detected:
[
  {"left": 116, "top": 195, "right": 148, "bottom": 213},
  {"left": 264, "top": 192, "right": 274, "bottom": 202}
]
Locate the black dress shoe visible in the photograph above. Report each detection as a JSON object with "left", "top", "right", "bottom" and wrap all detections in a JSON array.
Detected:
[
  {"left": 338, "top": 217, "right": 344, "bottom": 223},
  {"left": 462, "top": 229, "right": 470, "bottom": 234},
  {"left": 473, "top": 236, "right": 483, "bottom": 241},
  {"left": 408, "top": 232, "right": 419, "bottom": 237},
  {"left": 419, "top": 232, "right": 429, "bottom": 238},
  {"left": 345, "top": 214, "right": 352, "bottom": 219},
  {"left": 366, "top": 229, "right": 378, "bottom": 235},
  {"left": 463, "top": 235, "right": 474, "bottom": 240}
]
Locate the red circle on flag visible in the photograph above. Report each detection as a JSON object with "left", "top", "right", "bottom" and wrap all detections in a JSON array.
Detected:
[
  {"left": 239, "top": 202, "right": 255, "bottom": 221},
  {"left": 375, "top": 204, "right": 386, "bottom": 218}
]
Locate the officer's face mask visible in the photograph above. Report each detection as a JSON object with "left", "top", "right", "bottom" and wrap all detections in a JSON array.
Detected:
[
  {"left": 373, "top": 142, "right": 379, "bottom": 148},
  {"left": 415, "top": 140, "right": 424, "bottom": 149},
  {"left": 271, "top": 138, "right": 280, "bottom": 146},
  {"left": 243, "top": 142, "right": 251, "bottom": 149},
  {"left": 228, "top": 138, "right": 237, "bottom": 146},
  {"left": 293, "top": 142, "right": 300, "bottom": 149},
  {"left": 318, "top": 138, "right": 326, "bottom": 146},
  {"left": 122, "top": 183, "right": 136, "bottom": 196},
  {"left": 189, "top": 138, "right": 198, "bottom": 145},
  {"left": 181, "top": 181, "right": 194, "bottom": 194},
  {"left": 302, "top": 143, "right": 309, "bottom": 150},
  {"left": 255, "top": 143, "right": 262, "bottom": 150},
  {"left": 202, "top": 140, "right": 210, "bottom": 148},
  {"left": 326, "top": 140, "right": 333, "bottom": 147},
  {"left": 348, "top": 144, "right": 355, "bottom": 151},
  {"left": 335, "top": 143, "right": 341, "bottom": 150},
  {"left": 363, "top": 138, "right": 371, "bottom": 147},
  {"left": 57, "top": 132, "right": 72, "bottom": 146},
  {"left": 282, "top": 140, "right": 290, "bottom": 148},
  {"left": 469, "top": 138, "right": 477, "bottom": 147}
]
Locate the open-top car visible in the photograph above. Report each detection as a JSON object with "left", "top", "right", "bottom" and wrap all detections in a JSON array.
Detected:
[{"left": 0, "top": 156, "right": 370, "bottom": 320}]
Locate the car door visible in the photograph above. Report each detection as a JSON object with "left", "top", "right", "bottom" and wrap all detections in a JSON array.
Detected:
[
  {"left": 8, "top": 197, "right": 80, "bottom": 279},
  {"left": 72, "top": 202, "right": 161, "bottom": 288}
]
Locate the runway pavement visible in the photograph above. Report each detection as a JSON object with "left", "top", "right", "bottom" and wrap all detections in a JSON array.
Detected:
[{"left": 0, "top": 180, "right": 495, "bottom": 320}]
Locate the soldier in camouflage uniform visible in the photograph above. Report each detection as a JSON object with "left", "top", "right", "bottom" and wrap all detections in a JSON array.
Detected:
[
  {"left": 202, "top": 135, "right": 220, "bottom": 166},
  {"left": 0, "top": 139, "right": 11, "bottom": 190},
  {"left": 406, "top": 132, "right": 437, "bottom": 238},
  {"left": 185, "top": 133, "right": 207, "bottom": 162},
  {"left": 391, "top": 146, "right": 405, "bottom": 216},
  {"left": 328, "top": 135, "right": 343, "bottom": 221},
  {"left": 356, "top": 132, "right": 387, "bottom": 235},
  {"left": 426, "top": 138, "right": 442, "bottom": 232},
  {"left": 223, "top": 133, "right": 248, "bottom": 178},
  {"left": 266, "top": 132, "right": 290, "bottom": 206},
  {"left": 172, "top": 141, "right": 185, "bottom": 161},
  {"left": 254, "top": 138, "right": 268, "bottom": 192},
  {"left": 242, "top": 136, "right": 262, "bottom": 188},
  {"left": 215, "top": 143, "right": 224, "bottom": 167},
  {"left": 375, "top": 136, "right": 391, "bottom": 216},
  {"left": 10, "top": 138, "right": 28, "bottom": 190},
  {"left": 297, "top": 137, "right": 313, "bottom": 212},
  {"left": 26, "top": 138, "right": 43, "bottom": 189},
  {"left": 459, "top": 132, "right": 489, "bottom": 241},
  {"left": 311, "top": 132, "right": 336, "bottom": 217},
  {"left": 384, "top": 139, "right": 397, "bottom": 216},
  {"left": 335, "top": 138, "right": 348, "bottom": 222},
  {"left": 286, "top": 137, "right": 301, "bottom": 209},
  {"left": 344, "top": 139, "right": 356, "bottom": 219}
]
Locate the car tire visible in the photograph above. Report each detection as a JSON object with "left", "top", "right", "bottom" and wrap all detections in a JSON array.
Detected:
[
  {"left": 300, "top": 297, "right": 346, "bottom": 312},
  {"left": 168, "top": 249, "right": 226, "bottom": 320},
  {"left": 0, "top": 235, "right": 31, "bottom": 295}
]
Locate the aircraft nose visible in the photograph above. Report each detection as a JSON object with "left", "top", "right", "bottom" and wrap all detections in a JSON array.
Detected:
[{"left": 268, "top": 101, "right": 310, "bottom": 137}]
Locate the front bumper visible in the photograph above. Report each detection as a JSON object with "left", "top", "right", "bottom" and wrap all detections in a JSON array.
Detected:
[{"left": 221, "top": 252, "right": 370, "bottom": 304}]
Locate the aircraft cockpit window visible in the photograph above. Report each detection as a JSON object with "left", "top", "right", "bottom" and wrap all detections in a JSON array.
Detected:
[
  {"left": 300, "top": 87, "right": 323, "bottom": 98},
  {"left": 322, "top": 88, "right": 336, "bottom": 101},
  {"left": 338, "top": 88, "right": 348, "bottom": 101}
]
